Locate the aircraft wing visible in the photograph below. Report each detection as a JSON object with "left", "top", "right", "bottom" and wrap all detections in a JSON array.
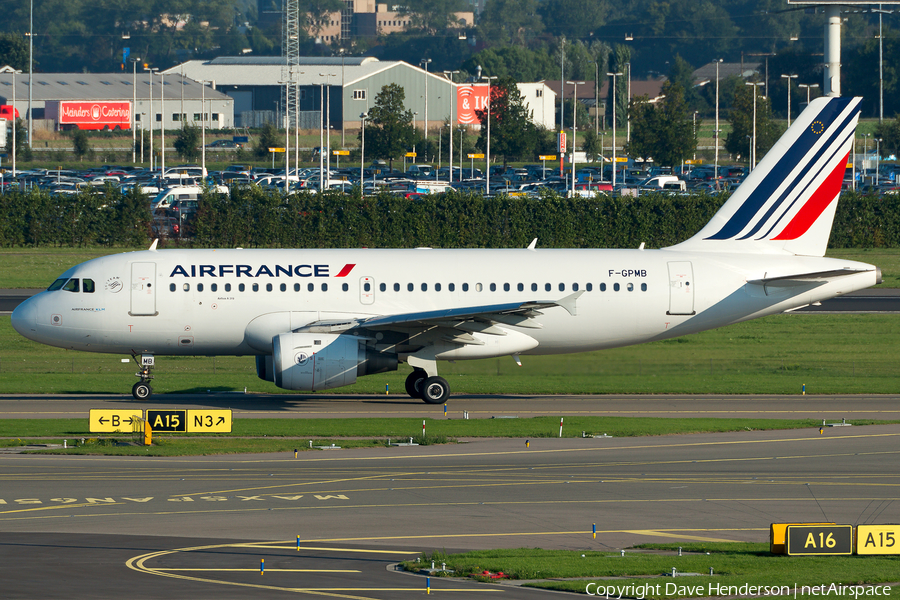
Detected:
[{"left": 294, "top": 291, "right": 585, "bottom": 343}]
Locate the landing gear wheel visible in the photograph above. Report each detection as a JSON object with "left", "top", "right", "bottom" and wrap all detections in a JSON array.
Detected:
[
  {"left": 420, "top": 376, "right": 450, "bottom": 404},
  {"left": 132, "top": 381, "right": 152, "bottom": 400},
  {"left": 405, "top": 369, "right": 428, "bottom": 399}
]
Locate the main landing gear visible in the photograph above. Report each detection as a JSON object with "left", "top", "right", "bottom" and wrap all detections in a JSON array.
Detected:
[
  {"left": 404, "top": 368, "right": 450, "bottom": 405},
  {"left": 131, "top": 353, "right": 155, "bottom": 400}
]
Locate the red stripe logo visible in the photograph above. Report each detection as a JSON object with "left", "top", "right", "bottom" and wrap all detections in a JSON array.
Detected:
[
  {"left": 335, "top": 264, "right": 356, "bottom": 277},
  {"left": 772, "top": 152, "right": 849, "bottom": 241}
]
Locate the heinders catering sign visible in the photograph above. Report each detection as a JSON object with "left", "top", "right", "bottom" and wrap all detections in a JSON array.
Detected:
[{"left": 47, "top": 101, "right": 132, "bottom": 130}]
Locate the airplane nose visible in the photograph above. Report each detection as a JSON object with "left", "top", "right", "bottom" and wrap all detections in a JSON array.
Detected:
[{"left": 11, "top": 295, "right": 38, "bottom": 339}]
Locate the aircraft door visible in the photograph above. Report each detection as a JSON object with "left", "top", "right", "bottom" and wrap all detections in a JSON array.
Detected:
[
  {"left": 130, "top": 262, "right": 158, "bottom": 316},
  {"left": 667, "top": 261, "right": 695, "bottom": 315},
  {"left": 360, "top": 276, "right": 375, "bottom": 305}
]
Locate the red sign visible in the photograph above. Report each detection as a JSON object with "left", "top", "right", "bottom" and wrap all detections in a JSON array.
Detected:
[
  {"left": 48, "top": 101, "right": 131, "bottom": 130},
  {"left": 558, "top": 132, "right": 567, "bottom": 152},
  {"left": 456, "top": 84, "right": 490, "bottom": 125}
]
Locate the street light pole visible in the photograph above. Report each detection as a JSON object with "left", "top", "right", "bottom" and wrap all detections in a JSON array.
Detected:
[
  {"left": 444, "top": 70, "right": 459, "bottom": 183},
  {"left": 714, "top": 58, "right": 721, "bottom": 184},
  {"left": 781, "top": 74, "right": 797, "bottom": 126},
  {"left": 160, "top": 72, "right": 166, "bottom": 178},
  {"left": 199, "top": 80, "right": 208, "bottom": 177},
  {"left": 798, "top": 83, "right": 819, "bottom": 108},
  {"left": 745, "top": 81, "right": 764, "bottom": 170},
  {"left": 481, "top": 75, "right": 497, "bottom": 194},
  {"left": 566, "top": 80, "right": 584, "bottom": 197},
  {"left": 145, "top": 67, "right": 158, "bottom": 172},
  {"left": 10, "top": 69, "right": 21, "bottom": 179},
  {"left": 131, "top": 58, "right": 140, "bottom": 164},
  {"left": 420, "top": 58, "right": 432, "bottom": 140},
  {"left": 607, "top": 72, "right": 623, "bottom": 187},
  {"left": 360, "top": 112, "right": 368, "bottom": 187}
]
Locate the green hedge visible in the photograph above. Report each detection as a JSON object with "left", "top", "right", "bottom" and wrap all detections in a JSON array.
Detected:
[{"left": 0, "top": 186, "right": 897, "bottom": 249}]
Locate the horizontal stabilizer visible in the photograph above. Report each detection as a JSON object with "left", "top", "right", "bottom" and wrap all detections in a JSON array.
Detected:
[{"left": 748, "top": 268, "right": 875, "bottom": 287}]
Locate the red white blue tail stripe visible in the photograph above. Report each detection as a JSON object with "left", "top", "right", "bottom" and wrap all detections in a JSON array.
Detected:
[{"left": 671, "top": 96, "right": 861, "bottom": 257}]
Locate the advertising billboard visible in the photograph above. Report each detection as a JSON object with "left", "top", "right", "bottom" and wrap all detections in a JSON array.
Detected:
[
  {"left": 46, "top": 101, "right": 132, "bottom": 130},
  {"left": 456, "top": 84, "right": 490, "bottom": 125}
]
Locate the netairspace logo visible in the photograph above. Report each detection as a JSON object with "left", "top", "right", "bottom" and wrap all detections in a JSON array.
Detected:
[{"left": 584, "top": 583, "right": 894, "bottom": 598}]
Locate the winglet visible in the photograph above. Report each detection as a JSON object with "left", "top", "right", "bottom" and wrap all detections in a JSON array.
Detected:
[
  {"left": 527, "top": 238, "right": 538, "bottom": 251},
  {"left": 149, "top": 239, "right": 159, "bottom": 251}
]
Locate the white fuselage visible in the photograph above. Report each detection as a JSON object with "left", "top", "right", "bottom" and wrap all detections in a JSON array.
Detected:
[{"left": 11, "top": 247, "right": 879, "bottom": 360}]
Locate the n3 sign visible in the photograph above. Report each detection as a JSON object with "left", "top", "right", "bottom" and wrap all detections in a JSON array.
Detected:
[{"left": 186, "top": 410, "right": 232, "bottom": 433}]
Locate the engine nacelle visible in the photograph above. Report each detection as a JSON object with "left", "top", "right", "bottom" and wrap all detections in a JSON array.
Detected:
[{"left": 272, "top": 332, "right": 397, "bottom": 391}]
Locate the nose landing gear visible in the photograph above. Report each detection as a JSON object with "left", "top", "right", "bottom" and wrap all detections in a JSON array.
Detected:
[{"left": 131, "top": 353, "right": 155, "bottom": 400}]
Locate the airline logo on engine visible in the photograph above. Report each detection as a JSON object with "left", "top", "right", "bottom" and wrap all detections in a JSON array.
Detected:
[
  {"left": 295, "top": 352, "right": 310, "bottom": 365},
  {"left": 169, "top": 263, "right": 356, "bottom": 278}
]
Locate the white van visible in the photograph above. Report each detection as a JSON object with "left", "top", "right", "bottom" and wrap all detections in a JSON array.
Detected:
[{"left": 151, "top": 185, "right": 228, "bottom": 214}]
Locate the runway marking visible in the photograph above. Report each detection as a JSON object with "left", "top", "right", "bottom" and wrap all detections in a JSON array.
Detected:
[
  {"left": 625, "top": 530, "right": 739, "bottom": 543},
  {"left": 126, "top": 541, "right": 499, "bottom": 598}
]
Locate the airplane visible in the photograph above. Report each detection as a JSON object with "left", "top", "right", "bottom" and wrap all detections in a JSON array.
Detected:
[{"left": 11, "top": 96, "right": 880, "bottom": 403}]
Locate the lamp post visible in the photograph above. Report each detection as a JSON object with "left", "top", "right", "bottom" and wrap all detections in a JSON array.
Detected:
[
  {"left": 591, "top": 61, "right": 600, "bottom": 135},
  {"left": 420, "top": 58, "right": 432, "bottom": 140},
  {"left": 27, "top": 0, "right": 33, "bottom": 149},
  {"left": 745, "top": 82, "right": 764, "bottom": 170},
  {"left": 714, "top": 58, "right": 722, "bottom": 183},
  {"left": 320, "top": 73, "right": 336, "bottom": 183},
  {"left": 144, "top": 67, "right": 158, "bottom": 172},
  {"left": 360, "top": 112, "right": 368, "bottom": 187},
  {"left": 9, "top": 69, "right": 21, "bottom": 180},
  {"left": 481, "top": 75, "right": 497, "bottom": 194},
  {"left": 876, "top": 137, "right": 882, "bottom": 184},
  {"left": 798, "top": 83, "right": 819, "bottom": 108},
  {"left": 130, "top": 57, "right": 141, "bottom": 164},
  {"left": 625, "top": 62, "right": 631, "bottom": 143},
  {"left": 607, "top": 71, "right": 623, "bottom": 187},
  {"left": 781, "top": 74, "right": 797, "bottom": 126},
  {"left": 198, "top": 80, "right": 209, "bottom": 178},
  {"left": 319, "top": 82, "right": 324, "bottom": 190},
  {"left": 566, "top": 80, "right": 584, "bottom": 197},
  {"left": 159, "top": 72, "right": 166, "bottom": 179},
  {"left": 444, "top": 70, "right": 459, "bottom": 183}
]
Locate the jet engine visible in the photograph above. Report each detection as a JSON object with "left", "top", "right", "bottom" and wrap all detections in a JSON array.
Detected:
[{"left": 270, "top": 332, "right": 397, "bottom": 391}]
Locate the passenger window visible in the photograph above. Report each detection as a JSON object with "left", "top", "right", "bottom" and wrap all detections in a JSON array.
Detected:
[
  {"left": 572, "top": 283, "right": 579, "bottom": 291},
  {"left": 211, "top": 283, "right": 218, "bottom": 292},
  {"left": 449, "top": 283, "right": 455, "bottom": 292},
  {"left": 421, "top": 283, "right": 428, "bottom": 292},
  {"left": 169, "top": 283, "right": 176, "bottom": 292},
  {"left": 63, "top": 279, "right": 80, "bottom": 293},
  {"left": 490, "top": 283, "right": 497, "bottom": 292},
  {"left": 183, "top": 283, "right": 191, "bottom": 292},
  {"left": 600, "top": 283, "right": 606, "bottom": 292},
  {"left": 394, "top": 283, "right": 400, "bottom": 292},
  {"left": 641, "top": 283, "right": 647, "bottom": 291},
  {"left": 280, "top": 283, "right": 286, "bottom": 292},
  {"left": 308, "top": 283, "right": 314, "bottom": 292},
  {"left": 517, "top": 283, "right": 523, "bottom": 292},
  {"left": 435, "top": 283, "right": 441, "bottom": 292},
  {"left": 47, "top": 278, "right": 67, "bottom": 291},
  {"left": 294, "top": 283, "right": 300, "bottom": 292},
  {"left": 379, "top": 283, "right": 386, "bottom": 292},
  {"left": 225, "top": 283, "right": 232, "bottom": 292},
  {"left": 83, "top": 279, "right": 95, "bottom": 293},
  {"left": 408, "top": 283, "right": 414, "bottom": 292},
  {"left": 559, "top": 283, "right": 565, "bottom": 292},
  {"left": 197, "top": 283, "right": 204, "bottom": 292},
  {"left": 531, "top": 283, "right": 537, "bottom": 292},
  {"left": 544, "top": 283, "right": 551, "bottom": 292},
  {"left": 342, "top": 283, "right": 349, "bottom": 292},
  {"left": 321, "top": 283, "right": 328, "bottom": 291},
  {"left": 252, "top": 283, "right": 259, "bottom": 292},
  {"left": 614, "top": 283, "right": 620, "bottom": 291},
  {"left": 502, "top": 283, "right": 509, "bottom": 292},
  {"left": 462, "top": 283, "right": 469, "bottom": 292},
  {"left": 364, "top": 282, "right": 371, "bottom": 292},
  {"left": 627, "top": 283, "right": 634, "bottom": 292},
  {"left": 266, "top": 283, "right": 273, "bottom": 292},
  {"left": 586, "top": 283, "right": 593, "bottom": 291},
  {"left": 476, "top": 283, "right": 483, "bottom": 292},
  {"left": 239, "top": 283, "right": 245, "bottom": 292}
]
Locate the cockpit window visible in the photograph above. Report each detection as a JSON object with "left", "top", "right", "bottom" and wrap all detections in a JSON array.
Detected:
[
  {"left": 62, "top": 278, "right": 80, "bottom": 293},
  {"left": 47, "top": 278, "right": 67, "bottom": 291},
  {"left": 83, "top": 279, "right": 95, "bottom": 293}
]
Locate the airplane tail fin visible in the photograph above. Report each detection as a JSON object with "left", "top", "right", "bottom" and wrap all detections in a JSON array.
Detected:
[{"left": 668, "top": 96, "right": 861, "bottom": 257}]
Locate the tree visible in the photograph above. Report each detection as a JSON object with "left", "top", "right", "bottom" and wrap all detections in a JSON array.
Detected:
[
  {"left": 72, "top": 129, "right": 91, "bottom": 161},
  {"left": 174, "top": 124, "right": 201, "bottom": 162},
  {"left": 477, "top": 0, "right": 544, "bottom": 47},
  {"left": 625, "top": 81, "right": 697, "bottom": 167},
  {"left": 304, "top": 0, "right": 347, "bottom": 39},
  {"left": 254, "top": 122, "right": 281, "bottom": 159},
  {"left": 539, "top": 0, "right": 609, "bottom": 40},
  {"left": 581, "top": 128, "right": 602, "bottom": 162},
  {"left": 0, "top": 33, "right": 30, "bottom": 71},
  {"left": 474, "top": 77, "right": 539, "bottom": 165},
  {"left": 726, "top": 84, "right": 783, "bottom": 161},
  {"left": 606, "top": 44, "right": 630, "bottom": 131},
  {"left": 400, "top": 0, "right": 469, "bottom": 35},
  {"left": 363, "top": 83, "right": 416, "bottom": 171},
  {"left": 875, "top": 116, "right": 900, "bottom": 157}
]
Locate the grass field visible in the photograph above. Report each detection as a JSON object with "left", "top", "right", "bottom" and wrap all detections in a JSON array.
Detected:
[
  {"left": 2, "top": 310, "right": 900, "bottom": 396},
  {"left": 404, "top": 544, "right": 899, "bottom": 597}
]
